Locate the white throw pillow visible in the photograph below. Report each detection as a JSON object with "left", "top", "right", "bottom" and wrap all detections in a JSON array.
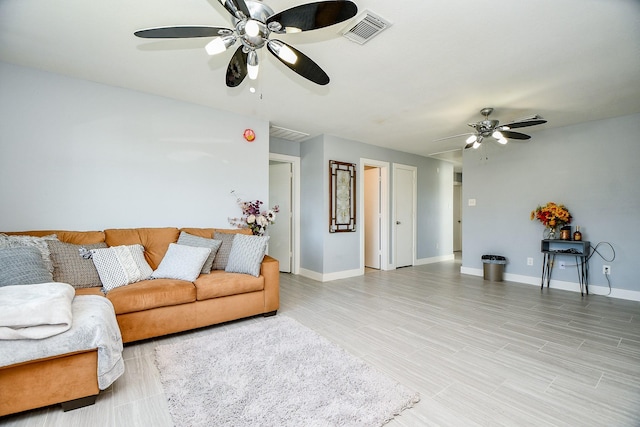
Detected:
[
  {"left": 176, "top": 232, "right": 222, "bottom": 274},
  {"left": 225, "top": 234, "right": 269, "bottom": 277},
  {"left": 91, "top": 244, "right": 153, "bottom": 292},
  {"left": 151, "top": 243, "right": 211, "bottom": 282}
]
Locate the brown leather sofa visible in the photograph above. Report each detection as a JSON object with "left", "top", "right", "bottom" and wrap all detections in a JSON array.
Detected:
[{"left": 0, "top": 227, "right": 279, "bottom": 416}]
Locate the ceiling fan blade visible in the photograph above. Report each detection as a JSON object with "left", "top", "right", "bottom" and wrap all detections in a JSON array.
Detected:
[
  {"left": 432, "top": 133, "right": 475, "bottom": 142},
  {"left": 218, "top": 0, "right": 251, "bottom": 19},
  {"left": 134, "top": 26, "right": 231, "bottom": 38},
  {"left": 501, "top": 117, "right": 547, "bottom": 129},
  {"left": 267, "top": 40, "right": 329, "bottom": 85},
  {"left": 233, "top": 0, "right": 252, "bottom": 19},
  {"left": 500, "top": 130, "right": 531, "bottom": 140},
  {"left": 266, "top": 1, "right": 357, "bottom": 33},
  {"left": 226, "top": 45, "right": 248, "bottom": 88}
]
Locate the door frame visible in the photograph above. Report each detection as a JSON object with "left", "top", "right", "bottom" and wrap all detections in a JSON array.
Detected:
[
  {"left": 392, "top": 163, "right": 417, "bottom": 269},
  {"left": 269, "top": 153, "right": 300, "bottom": 274},
  {"left": 359, "top": 159, "right": 390, "bottom": 271}
]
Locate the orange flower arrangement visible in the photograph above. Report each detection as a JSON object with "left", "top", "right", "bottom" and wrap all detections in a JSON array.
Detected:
[{"left": 530, "top": 202, "right": 572, "bottom": 228}]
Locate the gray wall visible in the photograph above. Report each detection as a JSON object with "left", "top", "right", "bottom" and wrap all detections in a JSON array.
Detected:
[
  {"left": 299, "top": 134, "right": 454, "bottom": 275},
  {"left": 299, "top": 135, "right": 325, "bottom": 273},
  {"left": 270, "top": 137, "right": 300, "bottom": 157},
  {"left": 462, "top": 113, "right": 640, "bottom": 293},
  {"left": 0, "top": 61, "right": 269, "bottom": 230}
]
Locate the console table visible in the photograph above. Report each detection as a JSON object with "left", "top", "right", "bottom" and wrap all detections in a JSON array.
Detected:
[{"left": 541, "top": 240, "right": 590, "bottom": 296}]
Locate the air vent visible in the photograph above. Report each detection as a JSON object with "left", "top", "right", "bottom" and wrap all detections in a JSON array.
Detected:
[
  {"left": 269, "top": 125, "right": 310, "bottom": 143},
  {"left": 342, "top": 11, "right": 391, "bottom": 45}
]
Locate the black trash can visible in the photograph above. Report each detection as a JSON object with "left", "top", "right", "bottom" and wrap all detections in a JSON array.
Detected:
[{"left": 482, "top": 255, "right": 507, "bottom": 281}]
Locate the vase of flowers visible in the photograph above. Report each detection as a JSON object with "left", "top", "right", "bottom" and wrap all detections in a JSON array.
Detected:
[
  {"left": 530, "top": 202, "right": 572, "bottom": 239},
  {"left": 229, "top": 198, "right": 279, "bottom": 236}
]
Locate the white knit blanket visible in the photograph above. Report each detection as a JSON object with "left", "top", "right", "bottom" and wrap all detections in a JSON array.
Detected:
[
  {"left": 0, "top": 294, "right": 125, "bottom": 390},
  {"left": 0, "top": 282, "right": 74, "bottom": 339}
]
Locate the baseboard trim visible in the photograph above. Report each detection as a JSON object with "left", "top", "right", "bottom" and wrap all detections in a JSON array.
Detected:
[
  {"left": 415, "top": 254, "right": 455, "bottom": 265},
  {"left": 298, "top": 267, "right": 363, "bottom": 283},
  {"left": 460, "top": 267, "right": 640, "bottom": 302}
]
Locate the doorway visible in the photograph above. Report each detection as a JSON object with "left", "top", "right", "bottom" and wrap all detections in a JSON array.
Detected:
[
  {"left": 364, "top": 166, "right": 381, "bottom": 269},
  {"left": 453, "top": 182, "right": 462, "bottom": 252},
  {"left": 268, "top": 153, "right": 300, "bottom": 274},
  {"left": 360, "top": 159, "right": 389, "bottom": 272}
]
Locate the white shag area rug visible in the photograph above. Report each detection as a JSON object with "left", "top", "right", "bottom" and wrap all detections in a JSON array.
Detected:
[{"left": 155, "top": 315, "right": 420, "bottom": 426}]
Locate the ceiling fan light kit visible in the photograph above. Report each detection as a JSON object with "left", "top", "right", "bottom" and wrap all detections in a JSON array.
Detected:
[
  {"left": 134, "top": 0, "right": 358, "bottom": 87},
  {"left": 439, "top": 107, "right": 548, "bottom": 150}
]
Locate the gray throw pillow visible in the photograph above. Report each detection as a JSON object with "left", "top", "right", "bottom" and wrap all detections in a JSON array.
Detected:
[
  {"left": 0, "top": 246, "right": 53, "bottom": 287},
  {"left": 211, "top": 233, "right": 237, "bottom": 271},
  {"left": 225, "top": 234, "right": 269, "bottom": 277},
  {"left": 47, "top": 240, "right": 107, "bottom": 289},
  {"left": 176, "top": 232, "right": 222, "bottom": 274},
  {"left": 0, "top": 233, "right": 58, "bottom": 273}
]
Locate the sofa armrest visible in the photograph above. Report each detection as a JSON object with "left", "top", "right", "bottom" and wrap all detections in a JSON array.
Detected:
[{"left": 260, "top": 255, "right": 280, "bottom": 312}]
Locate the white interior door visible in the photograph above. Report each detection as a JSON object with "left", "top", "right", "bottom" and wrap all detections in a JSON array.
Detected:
[
  {"left": 269, "top": 162, "right": 292, "bottom": 273},
  {"left": 364, "top": 167, "right": 381, "bottom": 269},
  {"left": 394, "top": 166, "right": 415, "bottom": 268},
  {"left": 453, "top": 184, "right": 462, "bottom": 252}
]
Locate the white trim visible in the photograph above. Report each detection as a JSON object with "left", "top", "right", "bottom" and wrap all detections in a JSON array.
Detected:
[
  {"left": 359, "top": 158, "right": 391, "bottom": 271},
  {"left": 460, "top": 267, "right": 640, "bottom": 301},
  {"left": 392, "top": 163, "right": 417, "bottom": 269},
  {"left": 416, "top": 254, "right": 455, "bottom": 265},
  {"left": 269, "top": 153, "right": 300, "bottom": 275},
  {"left": 299, "top": 267, "right": 363, "bottom": 283}
]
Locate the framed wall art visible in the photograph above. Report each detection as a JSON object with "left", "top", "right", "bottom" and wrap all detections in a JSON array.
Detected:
[{"left": 329, "top": 160, "right": 356, "bottom": 232}]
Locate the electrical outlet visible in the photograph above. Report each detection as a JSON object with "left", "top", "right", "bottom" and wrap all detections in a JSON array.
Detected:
[
  {"left": 603, "top": 265, "right": 611, "bottom": 275},
  {"left": 559, "top": 261, "right": 566, "bottom": 270},
  {"left": 527, "top": 257, "right": 534, "bottom": 266}
]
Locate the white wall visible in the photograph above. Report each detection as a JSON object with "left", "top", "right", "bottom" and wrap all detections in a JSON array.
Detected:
[
  {"left": 0, "top": 62, "right": 269, "bottom": 231},
  {"left": 462, "top": 113, "right": 640, "bottom": 298}
]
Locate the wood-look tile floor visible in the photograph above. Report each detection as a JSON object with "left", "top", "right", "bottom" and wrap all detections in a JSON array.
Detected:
[{"left": 3, "top": 257, "right": 640, "bottom": 426}]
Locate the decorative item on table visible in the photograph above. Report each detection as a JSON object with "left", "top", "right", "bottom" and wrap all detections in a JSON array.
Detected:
[
  {"left": 573, "top": 226, "right": 582, "bottom": 241},
  {"left": 228, "top": 193, "right": 279, "bottom": 236},
  {"left": 531, "top": 202, "right": 572, "bottom": 239},
  {"left": 560, "top": 226, "right": 571, "bottom": 240}
]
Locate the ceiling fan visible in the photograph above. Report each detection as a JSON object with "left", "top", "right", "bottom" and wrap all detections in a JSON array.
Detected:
[
  {"left": 134, "top": 0, "right": 358, "bottom": 87},
  {"left": 435, "top": 107, "right": 547, "bottom": 149}
]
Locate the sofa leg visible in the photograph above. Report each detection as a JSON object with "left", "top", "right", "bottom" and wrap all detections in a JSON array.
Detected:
[
  {"left": 61, "top": 394, "right": 98, "bottom": 412},
  {"left": 263, "top": 310, "right": 277, "bottom": 317}
]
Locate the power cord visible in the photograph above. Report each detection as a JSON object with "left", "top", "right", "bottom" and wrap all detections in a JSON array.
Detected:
[
  {"left": 586, "top": 242, "right": 615, "bottom": 295},
  {"left": 554, "top": 242, "right": 615, "bottom": 295}
]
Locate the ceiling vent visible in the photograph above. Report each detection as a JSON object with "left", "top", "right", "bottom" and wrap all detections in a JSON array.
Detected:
[
  {"left": 342, "top": 11, "right": 391, "bottom": 45},
  {"left": 269, "top": 125, "right": 310, "bottom": 143}
]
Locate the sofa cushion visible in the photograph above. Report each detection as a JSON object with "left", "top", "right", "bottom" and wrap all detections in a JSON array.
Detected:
[
  {"left": 179, "top": 228, "right": 252, "bottom": 239},
  {"left": 91, "top": 244, "right": 153, "bottom": 292},
  {"left": 194, "top": 270, "right": 264, "bottom": 300},
  {"left": 74, "top": 287, "right": 104, "bottom": 297},
  {"left": 106, "top": 278, "right": 196, "bottom": 314},
  {"left": 47, "top": 240, "right": 107, "bottom": 289},
  {"left": 53, "top": 231, "right": 106, "bottom": 245},
  {"left": 176, "top": 232, "right": 222, "bottom": 274},
  {"left": 104, "top": 228, "right": 180, "bottom": 270},
  {"left": 0, "top": 246, "right": 53, "bottom": 287},
  {"left": 225, "top": 234, "right": 269, "bottom": 277},
  {"left": 151, "top": 243, "right": 211, "bottom": 282},
  {"left": 0, "top": 233, "right": 58, "bottom": 273}
]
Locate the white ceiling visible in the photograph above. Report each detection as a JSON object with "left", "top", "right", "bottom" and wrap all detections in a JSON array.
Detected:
[{"left": 2, "top": 0, "right": 640, "bottom": 170}]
